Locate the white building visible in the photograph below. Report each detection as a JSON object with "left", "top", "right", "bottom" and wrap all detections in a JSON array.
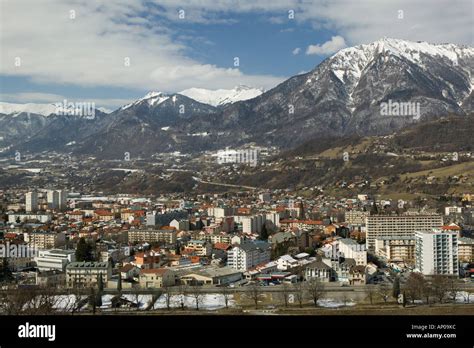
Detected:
[
  {"left": 276, "top": 255, "right": 299, "bottom": 270},
  {"left": 227, "top": 241, "right": 271, "bottom": 271},
  {"left": 207, "top": 207, "right": 235, "bottom": 219},
  {"left": 58, "top": 190, "right": 68, "bottom": 210},
  {"left": 415, "top": 229, "right": 458, "bottom": 276},
  {"left": 444, "top": 206, "right": 462, "bottom": 215},
  {"left": 35, "top": 249, "right": 76, "bottom": 271},
  {"left": 25, "top": 192, "right": 38, "bottom": 213},
  {"left": 259, "top": 193, "right": 271, "bottom": 203},
  {"left": 339, "top": 238, "right": 367, "bottom": 266},
  {"left": 236, "top": 214, "right": 264, "bottom": 234},
  {"left": 47, "top": 190, "right": 59, "bottom": 210},
  {"left": 8, "top": 213, "right": 52, "bottom": 224}
]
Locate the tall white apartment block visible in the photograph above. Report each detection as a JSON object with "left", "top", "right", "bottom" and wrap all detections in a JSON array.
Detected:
[
  {"left": 47, "top": 190, "right": 59, "bottom": 210},
  {"left": 57, "top": 190, "right": 68, "bottom": 210},
  {"left": 227, "top": 241, "right": 271, "bottom": 271},
  {"left": 365, "top": 215, "right": 443, "bottom": 251},
  {"left": 207, "top": 207, "right": 234, "bottom": 219},
  {"left": 25, "top": 191, "right": 38, "bottom": 212},
  {"left": 415, "top": 229, "right": 458, "bottom": 276}
]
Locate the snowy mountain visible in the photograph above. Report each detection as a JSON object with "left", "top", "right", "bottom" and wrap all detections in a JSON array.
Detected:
[
  {"left": 0, "top": 102, "right": 59, "bottom": 116},
  {"left": 2, "top": 38, "right": 472, "bottom": 158},
  {"left": 179, "top": 85, "right": 264, "bottom": 107},
  {"left": 0, "top": 101, "right": 113, "bottom": 116},
  {"left": 121, "top": 91, "right": 170, "bottom": 110}
]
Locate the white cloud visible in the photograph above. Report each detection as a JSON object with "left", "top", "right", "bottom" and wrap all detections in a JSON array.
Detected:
[
  {"left": 306, "top": 36, "right": 347, "bottom": 55},
  {"left": 292, "top": 48, "right": 301, "bottom": 55},
  {"left": 0, "top": 0, "right": 471, "bottom": 96},
  {"left": 0, "top": 0, "right": 284, "bottom": 93}
]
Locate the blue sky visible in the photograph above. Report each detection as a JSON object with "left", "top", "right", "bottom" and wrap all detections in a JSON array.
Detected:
[{"left": 0, "top": 0, "right": 472, "bottom": 110}]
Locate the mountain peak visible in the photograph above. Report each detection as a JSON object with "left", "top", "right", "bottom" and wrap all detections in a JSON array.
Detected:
[{"left": 179, "top": 85, "right": 264, "bottom": 107}]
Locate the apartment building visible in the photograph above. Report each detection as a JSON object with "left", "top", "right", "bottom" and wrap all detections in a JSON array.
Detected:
[
  {"left": 127, "top": 228, "right": 177, "bottom": 244},
  {"left": 345, "top": 210, "right": 370, "bottom": 226},
  {"left": 139, "top": 268, "right": 175, "bottom": 288},
  {"left": 415, "top": 229, "right": 458, "bottom": 276},
  {"left": 25, "top": 192, "right": 38, "bottom": 213},
  {"left": 374, "top": 236, "right": 415, "bottom": 263},
  {"left": 8, "top": 213, "right": 52, "bottom": 224},
  {"left": 185, "top": 240, "right": 212, "bottom": 256},
  {"left": 66, "top": 261, "right": 112, "bottom": 288},
  {"left": 24, "top": 231, "right": 66, "bottom": 249},
  {"left": 339, "top": 238, "right": 367, "bottom": 266},
  {"left": 365, "top": 215, "right": 443, "bottom": 251},
  {"left": 227, "top": 241, "right": 271, "bottom": 271},
  {"left": 207, "top": 207, "right": 235, "bottom": 219},
  {"left": 458, "top": 237, "right": 474, "bottom": 262},
  {"left": 35, "top": 249, "right": 76, "bottom": 271}
]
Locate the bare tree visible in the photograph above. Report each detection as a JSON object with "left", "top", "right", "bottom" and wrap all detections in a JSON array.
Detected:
[
  {"left": 190, "top": 285, "right": 204, "bottom": 311},
  {"left": 249, "top": 283, "right": 262, "bottom": 309},
  {"left": 447, "top": 277, "right": 460, "bottom": 303},
  {"left": 220, "top": 286, "right": 232, "bottom": 309},
  {"left": 177, "top": 283, "right": 188, "bottom": 310},
  {"left": 422, "top": 281, "right": 433, "bottom": 305},
  {"left": 161, "top": 284, "right": 172, "bottom": 311},
  {"left": 431, "top": 275, "right": 449, "bottom": 303},
  {"left": 366, "top": 285, "right": 376, "bottom": 305},
  {"left": 307, "top": 278, "right": 325, "bottom": 307},
  {"left": 378, "top": 283, "right": 390, "bottom": 303},
  {"left": 293, "top": 282, "right": 305, "bottom": 308},
  {"left": 281, "top": 282, "right": 291, "bottom": 307},
  {"left": 404, "top": 272, "right": 425, "bottom": 304}
]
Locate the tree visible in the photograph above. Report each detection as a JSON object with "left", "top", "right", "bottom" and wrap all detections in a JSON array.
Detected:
[
  {"left": 76, "top": 238, "right": 93, "bottom": 262},
  {"left": 259, "top": 223, "right": 269, "bottom": 241},
  {"left": 370, "top": 201, "right": 379, "bottom": 215},
  {"left": 366, "top": 285, "right": 376, "bottom": 305},
  {"left": 307, "top": 278, "right": 325, "bottom": 307},
  {"left": 281, "top": 282, "right": 291, "bottom": 308},
  {"left": 220, "top": 286, "right": 232, "bottom": 309},
  {"left": 96, "top": 274, "right": 103, "bottom": 308},
  {"left": 88, "top": 288, "right": 97, "bottom": 314},
  {"left": 404, "top": 273, "right": 425, "bottom": 304},
  {"left": 190, "top": 285, "right": 204, "bottom": 311},
  {"left": 117, "top": 272, "right": 122, "bottom": 293},
  {"left": 431, "top": 275, "right": 449, "bottom": 303},
  {"left": 162, "top": 284, "right": 172, "bottom": 310},
  {"left": 447, "top": 277, "right": 460, "bottom": 302},
  {"left": 378, "top": 283, "right": 390, "bottom": 303},
  {"left": 293, "top": 282, "right": 305, "bottom": 308},
  {"left": 392, "top": 276, "right": 401, "bottom": 299},
  {"left": 0, "top": 258, "right": 13, "bottom": 284},
  {"left": 249, "top": 283, "right": 261, "bottom": 309}
]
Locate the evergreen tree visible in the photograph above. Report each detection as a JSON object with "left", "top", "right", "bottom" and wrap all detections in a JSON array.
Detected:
[
  {"left": 259, "top": 223, "right": 269, "bottom": 241},
  {"left": 98, "top": 273, "right": 104, "bottom": 292},
  {"left": 392, "top": 276, "right": 401, "bottom": 299},
  {"left": 0, "top": 258, "right": 13, "bottom": 283},
  {"left": 117, "top": 272, "right": 122, "bottom": 293},
  {"left": 76, "top": 238, "right": 93, "bottom": 262},
  {"left": 371, "top": 201, "right": 379, "bottom": 215}
]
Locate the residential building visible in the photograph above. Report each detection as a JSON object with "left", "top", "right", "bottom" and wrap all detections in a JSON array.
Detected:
[
  {"left": 227, "top": 241, "right": 271, "bottom": 271},
  {"left": 374, "top": 236, "right": 415, "bottom": 263},
  {"left": 66, "top": 261, "right": 112, "bottom": 288},
  {"left": 139, "top": 268, "right": 175, "bottom": 288},
  {"left": 338, "top": 238, "right": 367, "bottom": 266},
  {"left": 47, "top": 190, "right": 59, "bottom": 210},
  {"left": 415, "top": 229, "right": 458, "bottom": 276},
  {"left": 458, "top": 237, "right": 474, "bottom": 262},
  {"left": 185, "top": 240, "right": 212, "bottom": 256},
  {"left": 24, "top": 231, "right": 66, "bottom": 249},
  {"left": 345, "top": 210, "right": 370, "bottom": 226},
  {"left": 25, "top": 192, "right": 38, "bottom": 213},
  {"left": 128, "top": 228, "right": 177, "bottom": 244},
  {"left": 365, "top": 215, "right": 443, "bottom": 251},
  {"left": 8, "top": 213, "right": 52, "bottom": 224},
  {"left": 35, "top": 249, "right": 76, "bottom": 271}
]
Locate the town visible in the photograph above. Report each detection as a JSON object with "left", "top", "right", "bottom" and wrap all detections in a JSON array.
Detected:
[{"left": 0, "top": 188, "right": 472, "bottom": 315}]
